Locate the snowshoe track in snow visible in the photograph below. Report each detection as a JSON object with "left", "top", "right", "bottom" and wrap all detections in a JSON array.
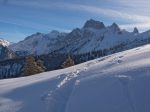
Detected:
[
  {"left": 44, "top": 57, "right": 110, "bottom": 112},
  {"left": 116, "top": 75, "right": 136, "bottom": 112},
  {"left": 43, "top": 67, "right": 88, "bottom": 112}
]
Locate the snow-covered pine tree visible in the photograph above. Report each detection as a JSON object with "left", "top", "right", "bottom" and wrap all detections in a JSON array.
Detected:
[
  {"left": 62, "top": 56, "right": 74, "bottom": 68},
  {"left": 22, "top": 56, "right": 45, "bottom": 76}
]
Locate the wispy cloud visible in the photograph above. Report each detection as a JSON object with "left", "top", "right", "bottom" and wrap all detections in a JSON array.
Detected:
[
  {"left": 53, "top": 3, "right": 149, "bottom": 30},
  {"left": 60, "top": 3, "right": 150, "bottom": 31},
  {"left": 1, "top": 0, "right": 150, "bottom": 33},
  {"left": 5, "top": 1, "right": 150, "bottom": 24},
  {"left": 0, "top": 17, "right": 69, "bottom": 32},
  {"left": 76, "top": 5, "right": 150, "bottom": 22},
  {"left": 115, "top": 0, "right": 150, "bottom": 8},
  {"left": 0, "top": 19, "right": 46, "bottom": 30},
  {"left": 120, "top": 23, "right": 150, "bottom": 31},
  {"left": 0, "top": 30, "right": 28, "bottom": 42}
]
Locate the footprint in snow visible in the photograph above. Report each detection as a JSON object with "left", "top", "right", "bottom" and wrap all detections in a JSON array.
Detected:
[
  {"left": 96, "top": 56, "right": 112, "bottom": 63},
  {"left": 86, "top": 62, "right": 95, "bottom": 67},
  {"left": 135, "top": 48, "right": 140, "bottom": 51},
  {"left": 83, "top": 67, "right": 88, "bottom": 71},
  {"left": 119, "top": 55, "right": 124, "bottom": 58},
  {"left": 116, "top": 75, "right": 132, "bottom": 85},
  {"left": 109, "top": 56, "right": 123, "bottom": 64},
  {"left": 41, "top": 91, "right": 53, "bottom": 101},
  {"left": 117, "top": 59, "right": 123, "bottom": 64},
  {"left": 75, "top": 80, "right": 80, "bottom": 86}
]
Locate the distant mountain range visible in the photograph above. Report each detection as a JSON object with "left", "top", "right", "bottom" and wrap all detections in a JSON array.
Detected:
[
  {"left": 1, "top": 19, "right": 150, "bottom": 79},
  {"left": 1, "top": 19, "right": 150, "bottom": 61},
  {"left": 8, "top": 19, "right": 150, "bottom": 57}
]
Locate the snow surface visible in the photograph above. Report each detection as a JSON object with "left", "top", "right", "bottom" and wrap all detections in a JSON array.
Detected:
[{"left": 1, "top": 44, "right": 150, "bottom": 112}]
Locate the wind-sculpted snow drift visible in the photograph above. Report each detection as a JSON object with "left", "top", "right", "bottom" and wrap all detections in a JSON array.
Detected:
[{"left": 0, "top": 44, "right": 150, "bottom": 112}]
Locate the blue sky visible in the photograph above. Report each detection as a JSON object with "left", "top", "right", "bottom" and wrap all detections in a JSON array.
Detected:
[{"left": 0, "top": 0, "right": 150, "bottom": 42}]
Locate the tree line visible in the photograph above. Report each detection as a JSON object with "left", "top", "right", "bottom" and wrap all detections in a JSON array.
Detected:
[{"left": 5, "top": 43, "right": 126, "bottom": 77}]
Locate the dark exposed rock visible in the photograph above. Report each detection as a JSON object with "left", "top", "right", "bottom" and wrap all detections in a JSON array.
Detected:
[
  {"left": 83, "top": 19, "right": 105, "bottom": 29},
  {"left": 133, "top": 27, "right": 139, "bottom": 34}
]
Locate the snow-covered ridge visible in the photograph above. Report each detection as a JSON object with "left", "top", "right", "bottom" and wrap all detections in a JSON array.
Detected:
[
  {"left": 0, "top": 38, "right": 10, "bottom": 46},
  {"left": 1, "top": 44, "right": 150, "bottom": 112},
  {"left": 9, "top": 30, "right": 67, "bottom": 55}
]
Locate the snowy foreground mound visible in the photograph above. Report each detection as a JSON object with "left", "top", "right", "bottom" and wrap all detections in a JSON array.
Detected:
[{"left": 1, "top": 45, "right": 150, "bottom": 112}]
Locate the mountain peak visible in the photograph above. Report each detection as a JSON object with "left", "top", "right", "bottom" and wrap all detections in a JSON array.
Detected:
[
  {"left": 46, "top": 30, "right": 61, "bottom": 39},
  {"left": 110, "top": 22, "right": 120, "bottom": 31},
  {"left": 24, "top": 32, "right": 44, "bottom": 40},
  {"left": 133, "top": 27, "right": 139, "bottom": 34},
  {"left": 50, "top": 30, "right": 59, "bottom": 34},
  {"left": 83, "top": 19, "right": 105, "bottom": 29}
]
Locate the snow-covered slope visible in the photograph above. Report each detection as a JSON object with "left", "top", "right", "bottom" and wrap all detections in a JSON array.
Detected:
[{"left": 1, "top": 44, "right": 150, "bottom": 112}]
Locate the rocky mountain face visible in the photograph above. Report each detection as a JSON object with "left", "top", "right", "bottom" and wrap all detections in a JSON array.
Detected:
[
  {"left": 133, "top": 27, "right": 139, "bottom": 34},
  {"left": 83, "top": 19, "right": 105, "bottom": 29},
  {"left": 0, "top": 39, "right": 16, "bottom": 61},
  {"left": 0, "top": 45, "right": 16, "bottom": 61}
]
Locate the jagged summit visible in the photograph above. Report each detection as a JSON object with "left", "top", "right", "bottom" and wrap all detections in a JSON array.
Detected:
[
  {"left": 83, "top": 19, "right": 105, "bottom": 29},
  {"left": 110, "top": 22, "right": 120, "bottom": 31},
  {"left": 47, "top": 30, "right": 60, "bottom": 38},
  {"left": 69, "top": 28, "right": 81, "bottom": 35},
  {"left": 133, "top": 27, "right": 139, "bottom": 34},
  {"left": 24, "top": 32, "right": 44, "bottom": 40}
]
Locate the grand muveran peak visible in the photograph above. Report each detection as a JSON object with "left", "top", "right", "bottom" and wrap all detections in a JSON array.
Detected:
[
  {"left": 110, "top": 22, "right": 120, "bottom": 31},
  {"left": 133, "top": 27, "right": 139, "bottom": 34},
  {"left": 83, "top": 19, "right": 105, "bottom": 29}
]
